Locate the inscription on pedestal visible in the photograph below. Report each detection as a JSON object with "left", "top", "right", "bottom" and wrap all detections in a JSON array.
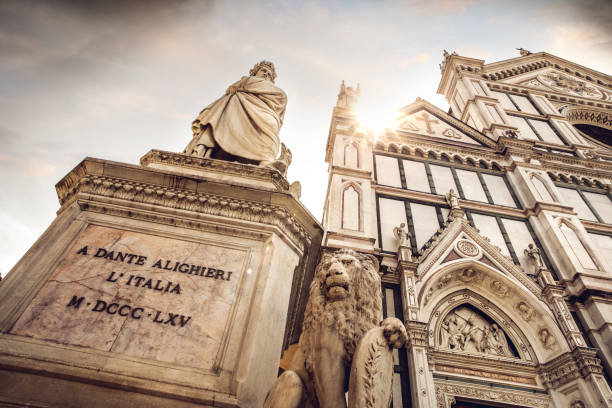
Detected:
[{"left": 11, "top": 224, "right": 247, "bottom": 371}]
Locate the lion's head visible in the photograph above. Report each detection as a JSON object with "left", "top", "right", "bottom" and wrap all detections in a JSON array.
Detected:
[{"left": 301, "top": 249, "right": 382, "bottom": 371}]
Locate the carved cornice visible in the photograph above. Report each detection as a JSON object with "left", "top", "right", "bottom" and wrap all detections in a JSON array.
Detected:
[
  {"left": 435, "top": 380, "right": 551, "bottom": 408},
  {"left": 538, "top": 347, "right": 603, "bottom": 389},
  {"left": 330, "top": 165, "right": 372, "bottom": 178},
  {"left": 56, "top": 160, "right": 316, "bottom": 251},
  {"left": 482, "top": 59, "right": 552, "bottom": 82},
  {"left": 487, "top": 82, "right": 612, "bottom": 111},
  {"left": 433, "top": 350, "right": 538, "bottom": 379},
  {"left": 482, "top": 52, "right": 612, "bottom": 90},
  {"left": 140, "top": 150, "right": 290, "bottom": 191}
]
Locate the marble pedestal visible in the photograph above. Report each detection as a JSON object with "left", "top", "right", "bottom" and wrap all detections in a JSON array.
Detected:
[{"left": 0, "top": 150, "right": 322, "bottom": 407}]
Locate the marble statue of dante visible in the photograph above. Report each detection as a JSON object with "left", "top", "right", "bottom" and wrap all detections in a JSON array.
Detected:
[{"left": 184, "top": 61, "right": 287, "bottom": 164}]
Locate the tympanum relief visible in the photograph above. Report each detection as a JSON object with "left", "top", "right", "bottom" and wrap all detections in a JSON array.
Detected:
[
  {"left": 440, "top": 306, "right": 516, "bottom": 358},
  {"left": 538, "top": 72, "right": 607, "bottom": 100}
]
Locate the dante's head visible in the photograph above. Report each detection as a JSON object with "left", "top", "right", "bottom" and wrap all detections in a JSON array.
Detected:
[{"left": 249, "top": 60, "right": 277, "bottom": 82}]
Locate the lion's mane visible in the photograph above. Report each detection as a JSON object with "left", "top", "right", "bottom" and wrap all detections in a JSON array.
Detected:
[{"left": 301, "top": 249, "right": 382, "bottom": 373}]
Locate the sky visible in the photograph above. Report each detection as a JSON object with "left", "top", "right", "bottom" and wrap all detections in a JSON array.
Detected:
[{"left": 1, "top": 0, "right": 611, "bottom": 276}]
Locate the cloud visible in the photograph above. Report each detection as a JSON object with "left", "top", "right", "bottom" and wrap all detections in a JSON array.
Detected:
[
  {"left": 407, "top": 0, "right": 491, "bottom": 14},
  {"left": 413, "top": 53, "right": 430, "bottom": 63}
]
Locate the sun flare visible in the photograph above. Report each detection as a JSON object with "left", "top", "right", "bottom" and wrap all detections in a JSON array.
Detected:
[{"left": 353, "top": 100, "right": 400, "bottom": 134}]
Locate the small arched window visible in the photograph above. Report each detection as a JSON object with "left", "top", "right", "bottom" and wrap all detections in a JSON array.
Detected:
[
  {"left": 342, "top": 184, "right": 360, "bottom": 231},
  {"left": 344, "top": 143, "right": 359, "bottom": 168}
]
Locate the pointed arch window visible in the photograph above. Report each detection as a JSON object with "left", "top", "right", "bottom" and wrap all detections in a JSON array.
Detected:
[
  {"left": 342, "top": 184, "right": 360, "bottom": 231},
  {"left": 530, "top": 173, "right": 555, "bottom": 202},
  {"left": 344, "top": 142, "right": 359, "bottom": 168}
]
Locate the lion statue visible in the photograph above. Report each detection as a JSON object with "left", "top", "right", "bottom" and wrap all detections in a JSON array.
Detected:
[{"left": 264, "top": 249, "right": 407, "bottom": 408}]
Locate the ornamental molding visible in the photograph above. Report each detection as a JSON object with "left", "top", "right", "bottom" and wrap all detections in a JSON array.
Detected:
[
  {"left": 374, "top": 141, "right": 505, "bottom": 169},
  {"left": 563, "top": 106, "right": 612, "bottom": 130},
  {"left": 482, "top": 59, "right": 552, "bottom": 82},
  {"left": 482, "top": 53, "right": 611, "bottom": 91},
  {"left": 538, "top": 347, "right": 603, "bottom": 389},
  {"left": 542, "top": 163, "right": 612, "bottom": 182},
  {"left": 415, "top": 218, "right": 542, "bottom": 299},
  {"left": 56, "top": 167, "right": 313, "bottom": 251},
  {"left": 140, "top": 150, "right": 291, "bottom": 191},
  {"left": 435, "top": 380, "right": 551, "bottom": 408},
  {"left": 539, "top": 155, "right": 612, "bottom": 174},
  {"left": 487, "top": 83, "right": 612, "bottom": 111}
]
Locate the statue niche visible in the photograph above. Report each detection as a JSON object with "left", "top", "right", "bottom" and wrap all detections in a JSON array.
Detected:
[
  {"left": 439, "top": 304, "right": 517, "bottom": 358},
  {"left": 184, "top": 60, "right": 290, "bottom": 171}
]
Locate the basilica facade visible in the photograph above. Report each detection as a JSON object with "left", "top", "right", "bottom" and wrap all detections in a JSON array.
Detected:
[{"left": 318, "top": 50, "right": 612, "bottom": 407}]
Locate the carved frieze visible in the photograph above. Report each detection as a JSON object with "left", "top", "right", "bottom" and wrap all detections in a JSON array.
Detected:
[
  {"left": 539, "top": 347, "right": 603, "bottom": 389},
  {"left": 55, "top": 163, "right": 312, "bottom": 251},
  {"left": 140, "top": 150, "right": 291, "bottom": 191},
  {"left": 435, "top": 380, "right": 551, "bottom": 408}
]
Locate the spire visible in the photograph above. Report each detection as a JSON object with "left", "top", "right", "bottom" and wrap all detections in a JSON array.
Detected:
[
  {"left": 439, "top": 49, "right": 458, "bottom": 73},
  {"left": 336, "top": 80, "right": 361, "bottom": 109}
]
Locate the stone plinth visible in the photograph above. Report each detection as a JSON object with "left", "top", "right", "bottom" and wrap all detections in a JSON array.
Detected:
[{"left": 0, "top": 152, "right": 322, "bottom": 408}]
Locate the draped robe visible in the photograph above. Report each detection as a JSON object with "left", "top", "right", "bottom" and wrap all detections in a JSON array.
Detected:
[{"left": 190, "top": 75, "right": 287, "bottom": 162}]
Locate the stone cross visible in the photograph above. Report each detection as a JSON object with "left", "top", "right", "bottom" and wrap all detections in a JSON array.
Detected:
[{"left": 416, "top": 112, "right": 439, "bottom": 134}]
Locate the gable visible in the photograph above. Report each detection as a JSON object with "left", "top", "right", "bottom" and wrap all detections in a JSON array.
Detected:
[{"left": 393, "top": 109, "right": 485, "bottom": 146}]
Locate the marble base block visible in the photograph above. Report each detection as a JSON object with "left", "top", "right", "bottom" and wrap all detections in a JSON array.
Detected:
[{"left": 0, "top": 152, "right": 322, "bottom": 407}]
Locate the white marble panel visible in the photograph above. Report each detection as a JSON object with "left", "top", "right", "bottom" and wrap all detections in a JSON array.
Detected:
[
  {"left": 376, "top": 155, "right": 402, "bottom": 188},
  {"left": 471, "top": 80, "right": 487, "bottom": 96},
  {"left": 502, "top": 219, "right": 536, "bottom": 272},
  {"left": 582, "top": 191, "right": 612, "bottom": 224},
  {"left": 560, "top": 223, "right": 597, "bottom": 270},
  {"left": 378, "top": 198, "right": 407, "bottom": 252},
  {"left": 482, "top": 174, "right": 516, "bottom": 207},
  {"left": 557, "top": 187, "right": 597, "bottom": 221},
  {"left": 486, "top": 104, "right": 504, "bottom": 124},
  {"left": 456, "top": 169, "right": 487, "bottom": 202},
  {"left": 429, "top": 165, "right": 457, "bottom": 196},
  {"left": 10, "top": 225, "right": 248, "bottom": 370},
  {"left": 403, "top": 160, "right": 430, "bottom": 193},
  {"left": 510, "top": 94, "right": 539, "bottom": 115},
  {"left": 588, "top": 233, "right": 612, "bottom": 271},
  {"left": 528, "top": 120, "right": 563, "bottom": 144},
  {"left": 410, "top": 203, "right": 439, "bottom": 248},
  {"left": 507, "top": 115, "right": 538, "bottom": 141},
  {"left": 532, "top": 94, "right": 558, "bottom": 115},
  {"left": 471, "top": 213, "right": 510, "bottom": 256},
  {"left": 491, "top": 91, "right": 516, "bottom": 111}
]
